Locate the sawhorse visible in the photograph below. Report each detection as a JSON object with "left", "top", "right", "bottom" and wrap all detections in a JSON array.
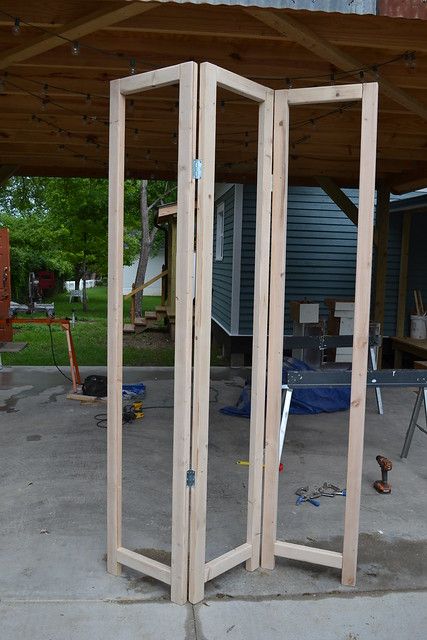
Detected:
[
  {"left": 279, "top": 369, "right": 427, "bottom": 464},
  {"left": 400, "top": 387, "right": 427, "bottom": 459}
]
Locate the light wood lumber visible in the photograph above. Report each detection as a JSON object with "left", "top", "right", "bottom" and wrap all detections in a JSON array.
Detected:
[
  {"left": 342, "top": 82, "right": 378, "bottom": 587},
  {"left": 107, "top": 79, "right": 126, "bottom": 577},
  {"left": 204, "top": 543, "right": 252, "bottom": 582},
  {"left": 170, "top": 61, "right": 197, "bottom": 606},
  {"left": 0, "top": 3, "right": 156, "bottom": 70},
  {"left": 245, "top": 9, "right": 427, "bottom": 122},
  {"left": 396, "top": 213, "right": 412, "bottom": 339},
  {"left": 116, "top": 547, "right": 171, "bottom": 585},
  {"left": 274, "top": 541, "right": 343, "bottom": 569},
  {"left": 245, "top": 88, "right": 274, "bottom": 573},
  {"left": 215, "top": 64, "right": 271, "bottom": 102},
  {"left": 124, "top": 269, "right": 168, "bottom": 299},
  {"left": 261, "top": 89, "right": 289, "bottom": 571},
  {"left": 119, "top": 64, "right": 184, "bottom": 96},
  {"left": 189, "top": 61, "right": 218, "bottom": 606},
  {"left": 287, "top": 84, "right": 362, "bottom": 105}
]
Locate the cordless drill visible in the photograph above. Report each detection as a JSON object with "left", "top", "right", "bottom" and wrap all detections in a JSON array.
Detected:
[{"left": 373, "top": 455, "right": 392, "bottom": 494}]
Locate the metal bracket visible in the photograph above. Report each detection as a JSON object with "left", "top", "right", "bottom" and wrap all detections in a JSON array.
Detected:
[
  {"left": 186, "top": 469, "right": 195, "bottom": 487},
  {"left": 192, "top": 159, "right": 202, "bottom": 180}
]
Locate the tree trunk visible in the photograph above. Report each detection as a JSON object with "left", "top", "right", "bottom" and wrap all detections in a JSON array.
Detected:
[
  {"left": 82, "top": 233, "right": 88, "bottom": 312},
  {"left": 134, "top": 180, "right": 158, "bottom": 318},
  {"left": 74, "top": 266, "right": 81, "bottom": 293}
]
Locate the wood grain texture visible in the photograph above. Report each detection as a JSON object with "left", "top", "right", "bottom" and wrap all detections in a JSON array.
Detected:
[
  {"left": 170, "top": 60, "right": 198, "bottom": 606},
  {"left": 261, "top": 90, "right": 289, "bottom": 571},
  {"left": 189, "top": 62, "right": 218, "bottom": 606},
  {"left": 107, "top": 79, "right": 125, "bottom": 577},
  {"left": 342, "top": 82, "right": 378, "bottom": 587}
]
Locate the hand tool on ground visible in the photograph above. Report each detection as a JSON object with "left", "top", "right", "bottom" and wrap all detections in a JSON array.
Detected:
[
  {"left": 236, "top": 460, "right": 284, "bottom": 472},
  {"left": 295, "top": 486, "right": 321, "bottom": 507},
  {"left": 317, "top": 482, "right": 346, "bottom": 497},
  {"left": 122, "top": 401, "right": 144, "bottom": 423},
  {"left": 373, "top": 455, "right": 392, "bottom": 494}
]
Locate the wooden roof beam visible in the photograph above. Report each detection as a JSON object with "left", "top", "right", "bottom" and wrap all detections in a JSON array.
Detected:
[
  {"left": 391, "top": 172, "right": 427, "bottom": 194},
  {"left": 245, "top": 9, "right": 427, "bottom": 122},
  {"left": 0, "top": 2, "right": 156, "bottom": 70},
  {"left": 315, "top": 175, "right": 378, "bottom": 245}
]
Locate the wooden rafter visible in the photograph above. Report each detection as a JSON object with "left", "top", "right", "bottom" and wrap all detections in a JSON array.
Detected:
[
  {"left": 0, "top": 2, "right": 156, "bottom": 70},
  {"left": 245, "top": 9, "right": 427, "bottom": 122}
]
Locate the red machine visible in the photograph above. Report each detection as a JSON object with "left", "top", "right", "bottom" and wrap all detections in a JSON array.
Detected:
[{"left": 0, "top": 227, "right": 13, "bottom": 342}]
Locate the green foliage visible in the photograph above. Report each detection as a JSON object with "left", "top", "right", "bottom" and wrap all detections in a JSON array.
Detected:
[{"left": 0, "top": 176, "right": 175, "bottom": 300}]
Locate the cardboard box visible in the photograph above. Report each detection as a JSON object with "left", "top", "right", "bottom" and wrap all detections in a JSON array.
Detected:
[{"left": 290, "top": 301, "right": 319, "bottom": 324}]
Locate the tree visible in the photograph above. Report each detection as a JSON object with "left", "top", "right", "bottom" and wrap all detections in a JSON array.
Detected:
[{"left": 133, "top": 180, "right": 176, "bottom": 318}]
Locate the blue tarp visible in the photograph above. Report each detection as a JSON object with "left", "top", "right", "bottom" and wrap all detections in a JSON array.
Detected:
[{"left": 220, "top": 357, "right": 350, "bottom": 418}]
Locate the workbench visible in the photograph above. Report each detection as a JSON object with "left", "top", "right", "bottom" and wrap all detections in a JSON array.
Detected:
[{"left": 391, "top": 337, "right": 427, "bottom": 368}]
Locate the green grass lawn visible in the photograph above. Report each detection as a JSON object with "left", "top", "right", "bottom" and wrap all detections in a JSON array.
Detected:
[{"left": 3, "top": 286, "right": 175, "bottom": 367}]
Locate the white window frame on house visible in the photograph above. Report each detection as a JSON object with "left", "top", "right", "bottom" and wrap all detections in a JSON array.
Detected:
[{"left": 215, "top": 201, "right": 225, "bottom": 261}]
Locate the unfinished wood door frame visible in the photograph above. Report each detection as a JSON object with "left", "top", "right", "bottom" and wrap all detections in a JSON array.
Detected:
[
  {"left": 261, "top": 82, "right": 378, "bottom": 585},
  {"left": 189, "top": 62, "right": 273, "bottom": 604},
  {"left": 107, "top": 61, "right": 197, "bottom": 605}
]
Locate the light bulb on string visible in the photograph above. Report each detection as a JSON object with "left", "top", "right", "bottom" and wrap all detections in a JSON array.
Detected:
[
  {"left": 130, "top": 59, "right": 136, "bottom": 75},
  {"left": 85, "top": 94, "right": 92, "bottom": 105},
  {"left": 172, "top": 132, "right": 177, "bottom": 145},
  {"left": 71, "top": 41, "right": 80, "bottom": 56},
  {"left": 12, "top": 17, "right": 21, "bottom": 36},
  {"left": 286, "top": 78, "right": 293, "bottom": 89},
  {"left": 133, "top": 128, "right": 139, "bottom": 140},
  {"left": 220, "top": 100, "right": 225, "bottom": 114},
  {"left": 128, "top": 99, "right": 135, "bottom": 114}
]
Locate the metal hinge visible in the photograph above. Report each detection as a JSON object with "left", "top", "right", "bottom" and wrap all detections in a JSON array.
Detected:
[
  {"left": 192, "top": 159, "right": 202, "bottom": 180},
  {"left": 186, "top": 469, "right": 195, "bottom": 487}
]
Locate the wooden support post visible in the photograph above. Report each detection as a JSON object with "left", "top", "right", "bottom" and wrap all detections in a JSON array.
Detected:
[
  {"left": 342, "top": 82, "right": 378, "bottom": 587},
  {"left": 189, "top": 62, "right": 218, "bottom": 606},
  {"left": 374, "top": 185, "right": 390, "bottom": 367},
  {"left": 170, "top": 61, "right": 197, "bottom": 605},
  {"left": 396, "top": 213, "right": 412, "bottom": 338},
  {"left": 261, "top": 90, "right": 289, "bottom": 571},
  {"left": 107, "top": 79, "right": 126, "bottom": 577}
]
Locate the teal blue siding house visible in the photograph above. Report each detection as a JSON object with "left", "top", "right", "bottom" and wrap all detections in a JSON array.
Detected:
[{"left": 212, "top": 184, "right": 425, "bottom": 345}]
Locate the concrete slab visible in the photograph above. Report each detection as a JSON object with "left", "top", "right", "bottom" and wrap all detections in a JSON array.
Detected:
[
  {"left": 0, "top": 366, "right": 426, "bottom": 637},
  {"left": 196, "top": 591, "right": 427, "bottom": 640}
]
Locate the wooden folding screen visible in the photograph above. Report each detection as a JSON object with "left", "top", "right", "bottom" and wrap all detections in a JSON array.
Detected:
[
  {"left": 261, "top": 82, "right": 378, "bottom": 586},
  {"left": 107, "top": 61, "right": 197, "bottom": 605},
  {"left": 108, "top": 61, "right": 378, "bottom": 604},
  {"left": 189, "top": 63, "right": 274, "bottom": 604}
]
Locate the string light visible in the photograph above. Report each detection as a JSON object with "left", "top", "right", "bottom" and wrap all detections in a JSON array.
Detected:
[
  {"left": 85, "top": 93, "right": 92, "bottom": 105},
  {"left": 71, "top": 41, "right": 80, "bottom": 56},
  {"left": 133, "top": 128, "right": 139, "bottom": 140},
  {"left": 12, "top": 17, "right": 20, "bottom": 36},
  {"left": 128, "top": 99, "right": 135, "bottom": 114},
  {"left": 130, "top": 58, "right": 136, "bottom": 75}
]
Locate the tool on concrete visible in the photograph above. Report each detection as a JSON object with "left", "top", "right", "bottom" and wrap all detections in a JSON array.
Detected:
[
  {"left": 236, "top": 460, "right": 284, "bottom": 472},
  {"left": 295, "top": 487, "right": 321, "bottom": 507},
  {"left": 373, "top": 455, "right": 392, "bottom": 494},
  {"left": 317, "top": 482, "right": 346, "bottom": 497}
]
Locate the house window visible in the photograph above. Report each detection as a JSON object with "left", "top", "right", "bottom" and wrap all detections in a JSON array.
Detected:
[{"left": 215, "top": 202, "right": 224, "bottom": 261}]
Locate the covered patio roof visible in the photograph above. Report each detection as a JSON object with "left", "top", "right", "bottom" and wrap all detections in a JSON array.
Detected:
[{"left": 0, "top": 1, "right": 427, "bottom": 191}]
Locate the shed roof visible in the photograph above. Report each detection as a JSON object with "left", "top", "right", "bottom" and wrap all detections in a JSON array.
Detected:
[{"left": 0, "top": 1, "right": 427, "bottom": 191}]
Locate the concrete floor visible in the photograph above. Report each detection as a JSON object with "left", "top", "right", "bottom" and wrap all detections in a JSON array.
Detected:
[{"left": 0, "top": 365, "right": 426, "bottom": 639}]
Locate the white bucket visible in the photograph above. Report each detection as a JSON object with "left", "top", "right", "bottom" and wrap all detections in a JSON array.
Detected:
[{"left": 410, "top": 315, "right": 427, "bottom": 339}]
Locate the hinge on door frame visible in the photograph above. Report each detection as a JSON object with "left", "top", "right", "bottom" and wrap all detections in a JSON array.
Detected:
[
  {"left": 186, "top": 469, "right": 195, "bottom": 487},
  {"left": 192, "top": 159, "right": 202, "bottom": 180}
]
